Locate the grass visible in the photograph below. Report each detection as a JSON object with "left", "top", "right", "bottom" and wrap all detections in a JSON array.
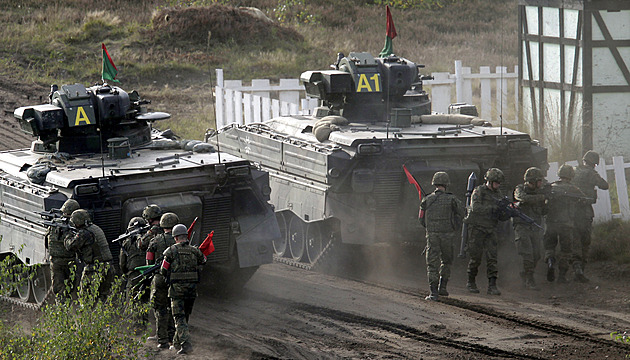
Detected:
[{"left": 0, "top": 0, "right": 518, "bottom": 139}]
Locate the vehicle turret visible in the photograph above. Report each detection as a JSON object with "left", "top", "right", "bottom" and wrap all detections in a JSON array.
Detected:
[
  {"left": 300, "top": 52, "right": 431, "bottom": 124},
  {"left": 14, "top": 83, "right": 170, "bottom": 154}
]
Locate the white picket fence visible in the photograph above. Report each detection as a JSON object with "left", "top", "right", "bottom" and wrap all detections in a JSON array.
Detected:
[
  {"left": 214, "top": 61, "right": 519, "bottom": 128},
  {"left": 547, "top": 157, "right": 630, "bottom": 223}
]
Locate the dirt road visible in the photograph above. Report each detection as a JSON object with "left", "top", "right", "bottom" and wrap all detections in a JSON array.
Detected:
[{"left": 144, "top": 246, "right": 630, "bottom": 360}]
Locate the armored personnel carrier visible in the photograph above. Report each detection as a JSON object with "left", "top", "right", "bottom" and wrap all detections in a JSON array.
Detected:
[
  {"left": 206, "top": 52, "right": 547, "bottom": 267},
  {"left": 0, "top": 82, "right": 280, "bottom": 305}
]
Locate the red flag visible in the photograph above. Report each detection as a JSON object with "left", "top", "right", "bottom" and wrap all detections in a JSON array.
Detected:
[
  {"left": 385, "top": 5, "right": 397, "bottom": 39},
  {"left": 187, "top": 217, "right": 198, "bottom": 240},
  {"left": 199, "top": 231, "right": 215, "bottom": 256},
  {"left": 403, "top": 165, "right": 422, "bottom": 202},
  {"left": 101, "top": 43, "right": 119, "bottom": 83}
]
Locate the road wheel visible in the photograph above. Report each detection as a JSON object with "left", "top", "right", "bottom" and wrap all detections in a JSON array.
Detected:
[
  {"left": 288, "top": 215, "right": 305, "bottom": 261},
  {"left": 16, "top": 269, "right": 33, "bottom": 303},
  {"left": 32, "top": 265, "right": 51, "bottom": 305},
  {"left": 273, "top": 213, "right": 288, "bottom": 257},
  {"left": 306, "top": 222, "right": 323, "bottom": 265}
]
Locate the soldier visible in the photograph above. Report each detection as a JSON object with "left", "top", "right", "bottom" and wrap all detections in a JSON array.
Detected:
[
  {"left": 120, "top": 217, "right": 149, "bottom": 311},
  {"left": 139, "top": 204, "right": 163, "bottom": 252},
  {"left": 544, "top": 164, "right": 584, "bottom": 283},
  {"left": 161, "top": 224, "right": 207, "bottom": 355},
  {"left": 420, "top": 171, "right": 464, "bottom": 301},
  {"left": 64, "top": 209, "right": 114, "bottom": 301},
  {"left": 513, "top": 167, "right": 547, "bottom": 290},
  {"left": 147, "top": 212, "right": 178, "bottom": 349},
  {"left": 464, "top": 168, "right": 510, "bottom": 295},
  {"left": 47, "top": 199, "right": 80, "bottom": 303},
  {"left": 572, "top": 150, "right": 608, "bottom": 282}
]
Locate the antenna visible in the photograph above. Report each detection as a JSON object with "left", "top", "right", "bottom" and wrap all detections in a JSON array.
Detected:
[
  {"left": 98, "top": 125, "right": 105, "bottom": 178},
  {"left": 500, "top": 22, "right": 504, "bottom": 135},
  {"left": 209, "top": 69, "right": 221, "bottom": 163}
]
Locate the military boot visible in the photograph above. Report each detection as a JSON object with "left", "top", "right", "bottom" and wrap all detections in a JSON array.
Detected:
[
  {"left": 574, "top": 262, "right": 589, "bottom": 283},
  {"left": 557, "top": 267, "right": 569, "bottom": 283},
  {"left": 438, "top": 277, "right": 449, "bottom": 297},
  {"left": 466, "top": 274, "right": 480, "bottom": 294},
  {"left": 487, "top": 277, "right": 501, "bottom": 295},
  {"left": 546, "top": 258, "right": 555, "bottom": 282},
  {"left": 178, "top": 342, "right": 193, "bottom": 355},
  {"left": 524, "top": 273, "right": 539, "bottom": 290},
  {"left": 425, "top": 282, "right": 439, "bottom": 301}
]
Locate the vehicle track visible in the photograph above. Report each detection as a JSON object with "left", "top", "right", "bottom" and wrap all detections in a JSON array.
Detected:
[
  {"left": 295, "top": 302, "right": 546, "bottom": 360},
  {"left": 344, "top": 275, "right": 630, "bottom": 353}
]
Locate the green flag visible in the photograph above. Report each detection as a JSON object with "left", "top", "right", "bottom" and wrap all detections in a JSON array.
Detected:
[
  {"left": 101, "top": 43, "right": 119, "bottom": 83},
  {"left": 379, "top": 6, "right": 397, "bottom": 58}
]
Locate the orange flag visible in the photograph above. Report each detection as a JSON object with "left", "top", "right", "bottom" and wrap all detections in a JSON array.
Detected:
[{"left": 199, "top": 231, "right": 215, "bottom": 256}]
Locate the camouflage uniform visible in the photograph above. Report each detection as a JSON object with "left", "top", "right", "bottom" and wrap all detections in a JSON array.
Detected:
[
  {"left": 464, "top": 168, "right": 509, "bottom": 295},
  {"left": 161, "top": 237, "right": 206, "bottom": 354},
  {"left": 64, "top": 210, "right": 113, "bottom": 301},
  {"left": 544, "top": 170, "right": 584, "bottom": 283},
  {"left": 139, "top": 224, "right": 163, "bottom": 252},
  {"left": 47, "top": 199, "right": 80, "bottom": 302},
  {"left": 147, "top": 231, "right": 176, "bottom": 347},
  {"left": 120, "top": 226, "right": 148, "bottom": 301},
  {"left": 513, "top": 171, "right": 547, "bottom": 289},
  {"left": 47, "top": 217, "right": 77, "bottom": 302},
  {"left": 572, "top": 162, "right": 608, "bottom": 271},
  {"left": 420, "top": 179, "right": 464, "bottom": 300}
]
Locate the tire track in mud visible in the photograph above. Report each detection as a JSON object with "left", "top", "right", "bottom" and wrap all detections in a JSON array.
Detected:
[
  {"left": 294, "top": 303, "right": 546, "bottom": 360},
  {"left": 345, "top": 277, "right": 630, "bottom": 354}
]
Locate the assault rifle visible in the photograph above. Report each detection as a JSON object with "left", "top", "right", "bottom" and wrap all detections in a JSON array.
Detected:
[
  {"left": 542, "top": 183, "right": 593, "bottom": 203},
  {"left": 36, "top": 208, "right": 63, "bottom": 220},
  {"left": 459, "top": 172, "right": 477, "bottom": 258},
  {"left": 495, "top": 196, "right": 544, "bottom": 230},
  {"left": 130, "top": 262, "right": 162, "bottom": 293},
  {"left": 41, "top": 219, "right": 78, "bottom": 234},
  {"left": 112, "top": 223, "right": 151, "bottom": 243}
]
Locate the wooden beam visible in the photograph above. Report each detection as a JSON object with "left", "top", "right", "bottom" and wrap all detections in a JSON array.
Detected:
[
  {"left": 592, "top": 85, "right": 630, "bottom": 93},
  {"left": 521, "top": 34, "right": 581, "bottom": 46},
  {"left": 592, "top": 11, "right": 630, "bottom": 87},
  {"left": 583, "top": 9, "right": 593, "bottom": 153},
  {"left": 567, "top": 12, "right": 583, "bottom": 148}
]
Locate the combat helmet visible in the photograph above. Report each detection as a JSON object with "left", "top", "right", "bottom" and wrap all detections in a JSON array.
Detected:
[
  {"left": 60, "top": 199, "right": 80, "bottom": 217},
  {"left": 557, "top": 164, "right": 575, "bottom": 180},
  {"left": 431, "top": 172, "right": 450, "bottom": 187},
  {"left": 171, "top": 224, "right": 188, "bottom": 238},
  {"left": 160, "top": 212, "right": 180, "bottom": 229},
  {"left": 69, "top": 209, "right": 91, "bottom": 227},
  {"left": 524, "top": 167, "right": 544, "bottom": 183},
  {"left": 127, "top": 216, "right": 147, "bottom": 232},
  {"left": 142, "top": 204, "right": 162, "bottom": 221},
  {"left": 583, "top": 150, "right": 600, "bottom": 166},
  {"left": 484, "top": 168, "right": 505, "bottom": 183}
]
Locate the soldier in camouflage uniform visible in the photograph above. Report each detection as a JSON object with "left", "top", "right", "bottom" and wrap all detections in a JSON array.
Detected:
[
  {"left": 465, "top": 168, "right": 510, "bottom": 295},
  {"left": 161, "top": 224, "right": 207, "bottom": 355},
  {"left": 420, "top": 171, "right": 465, "bottom": 301},
  {"left": 513, "top": 167, "right": 547, "bottom": 290},
  {"left": 572, "top": 150, "right": 608, "bottom": 282},
  {"left": 544, "top": 164, "right": 585, "bottom": 283},
  {"left": 64, "top": 209, "right": 114, "bottom": 301},
  {"left": 118, "top": 216, "right": 148, "bottom": 304},
  {"left": 147, "top": 212, "right": 178, "bottom": 349},
  {"left": 47, "top": 199, "right": 80, "bottom": 303},
  {"left": 139, "top": 204, "right": 163, "bottom": 252}
]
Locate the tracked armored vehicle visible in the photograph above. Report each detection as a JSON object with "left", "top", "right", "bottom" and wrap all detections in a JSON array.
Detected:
[
  {"left": 0, "top": 82, "right": 280, "bottom": 305},
  {"left": 206, "top": 52, "right": 547, "bottom": 267}
]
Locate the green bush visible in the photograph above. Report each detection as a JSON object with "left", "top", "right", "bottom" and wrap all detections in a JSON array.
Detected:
[
  {"left": 0, "top": 255, "right": 151, "bottom": 360},
  {"left": 591, "top": 219, "right": 630, "bottom": 264},
  {"left": 374, "top": 0, "right": 461, "bottom": 10}
]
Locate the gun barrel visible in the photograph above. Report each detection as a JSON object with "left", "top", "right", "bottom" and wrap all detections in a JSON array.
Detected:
[{"left": 459, "top": 172, "right": 477, "bottom": 258}]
